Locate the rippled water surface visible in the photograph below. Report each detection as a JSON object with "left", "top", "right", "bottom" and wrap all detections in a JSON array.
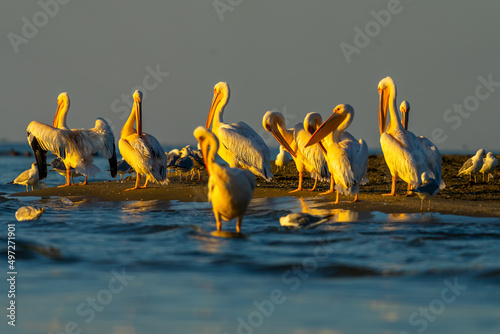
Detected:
[{"left": 1, "top": 145, "right": 500, "bottom": 334}]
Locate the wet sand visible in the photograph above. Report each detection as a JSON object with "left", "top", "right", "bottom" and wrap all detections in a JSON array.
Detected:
[{"left": 13, "top": 155, "right": 500, "bottom": 217}]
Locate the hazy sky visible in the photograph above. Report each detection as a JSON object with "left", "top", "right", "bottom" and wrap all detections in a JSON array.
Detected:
[{"left": 1, "top": 1, "right": 499, "bottom": 152}]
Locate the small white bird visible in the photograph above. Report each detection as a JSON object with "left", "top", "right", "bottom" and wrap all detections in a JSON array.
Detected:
[
  {"left": 116, "top": 159, "right": 134, "bottom": 181},
  {"left": 275, "top": 145, "right": 291, "bottom": 171},
  {"left": 479, "top": 152, "right": 498, "bottom": 182},
  {"left": 9, "top": 162, "right": 39, "bottom": 191},
  {"left": 194, "top": 126, "right": 255, "bottom": 233},
  {"left": 49, "top": 157, "right": 83, "bottom": 183},
  {"left": 279, "top": 212, "right": 333, "bottom": 229},
  {"left": 458, "top": 149, "right": 486, "bottom": 182},
  {"left": 15, "top": 206, "right": 44, "bottom": 221},
  {"left": 414, "top": 172, "right": 440, "bottom": 211}
]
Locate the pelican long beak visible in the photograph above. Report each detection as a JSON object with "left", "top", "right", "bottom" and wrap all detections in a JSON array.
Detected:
[
  {"left": 305, "top": 112, "right": 346, "bottom": 148},
  {"left": 135, "top": 100, "right": 143, "bottom": 137},
  {"left": 379, "top": 88, "right": 389, "bottom": 135},
  {"left": 266, "top": 123, "right": 297, "bottom": 158},
  {"left": 401, "top": 109, "right": 409, "bottom": 131},
  {"left": 52, "top": 101, "right": 63, "bottom": 128},
  {"left": 206, "top": 91, "right": 222, "bottom": 129}
]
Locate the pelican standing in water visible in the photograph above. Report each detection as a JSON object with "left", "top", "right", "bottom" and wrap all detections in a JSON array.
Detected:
[
  {"left": 206, "top": 82, "right": 273, "bottom": 181},
  {"left": 194, "top": 126, "right": 255, "bottom": 233},
  {"left": 400, "top": 101, "right": 445, "bottom": 190},
  {"left": 262, "top": 111, "right": 329, "bottom": 192},
  {"left": 27, "top": 92, "right": 117, "bottom": 187},
  {"left": 305, "top": 104, "right": 368, "bottom": 203},
  {"left": 378, "top": 77, "right": 428, "bottom": 196},
  {"left": 119, "top": 90, "right": 168, "bottom": 191}
]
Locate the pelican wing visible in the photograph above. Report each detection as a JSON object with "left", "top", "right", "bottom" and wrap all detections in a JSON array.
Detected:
[
  {"left": 142, "top": 133, "right": 168, "bottom": 181},
  {"left": 418, "top": 136, "right": 444, "bottom": 189},
  {"left": 218, "top": 122, "right": 272, "bottom": 181},
  {"left": 343, "top": 138, "right": 369, "bottom": 185},
  {"left": 294, "top": 124, "right": 329, "bottom": 180},
  {"left": 27, "top": 121, "right": 70, "bottom": 179}
]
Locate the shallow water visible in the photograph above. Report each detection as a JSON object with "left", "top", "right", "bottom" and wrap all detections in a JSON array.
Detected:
[{"left": 1, "top": 144, "right": 500, "bottom": 334}]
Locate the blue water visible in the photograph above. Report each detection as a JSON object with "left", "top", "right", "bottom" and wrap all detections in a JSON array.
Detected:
[{"left": 1, "top": 144, "right": 500, "bottom": 334}]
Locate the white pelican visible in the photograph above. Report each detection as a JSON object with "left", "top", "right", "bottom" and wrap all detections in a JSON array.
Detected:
[
  {"left": 305, "top": 104, "right": 368, "bottom": 203},
  {"left": 119, "top": 90, "right": 168, "bottom": 191},
  {"left": 15, "top": 206, "right": 44, "bottom": 221},
  {"left": 378, "top": 77, "right": 428, "bottom": 195},
  {"left": 206, "top": 82, "right": 273, "bottom": 181},
  {"left": 400, "top": 101, "right": 445, "bottom": 190},
  {"left": 262, "top": 111, "right": 329, "bottom": 192},
  {"left": 480, "top": 152, "right": 498, "bottom": 182},
  {"left": 9, "top": 162, "right": 39, "bottom": 191},
  {"left": 275, "top": 145, "right": 291, "bottom": 170},
  {"left": 193, "top": 126, "right": 255, "bottom": 233},
  {"left": 458, "top": 149, "right": 485, "bottom": 182},
  {"left": 414, "top": 172, "right": 440, "bottom": 211},
  {"left": 27, "top": 92, "right": 117, "bottom": 187}
]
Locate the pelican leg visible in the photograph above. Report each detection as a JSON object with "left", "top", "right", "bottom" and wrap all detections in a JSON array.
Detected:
[
  {"left": 289, "top": 171, "right": 304, "bottom": 193},
  {"left": 25, "top": 185, "right": 29, "bottom": 192},
  {"left": 80, "top": 176, "right": 88, "bottom": 185},
  {"left": 405, "top": 183, "right": 413, "bottom": 196},
  {"left": 351, "top": 193, "right": 359, "bottom": 203},
  {"left": 58, "top": 168, "right": 72, "bottom": 187},
  {"left": 140, "top": 177, "right": 149, "bottom": 189},
  {"left": 320, "top": 177, "right": 335, "bottom": 195},
  {"left": 382, "top": 176, "right": 397, "bottom": 196},
  {"left": 236, "top": 216, "right": 243, "bottom": 233},
  {"left": 333, "top": 190, "right": 340, "bottom": 204},
  {"left": 214, "top": 211, "right": 222, "bottom": 232},
  {"left": 307, "top": 176, "right": 319, "bottom": 191},
  {"left": 125, "top": 173, "right": 141, "bottom": 191}
]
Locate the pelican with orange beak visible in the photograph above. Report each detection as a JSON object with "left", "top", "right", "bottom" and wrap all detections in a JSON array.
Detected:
[
  {"left": 194, "top": 126, "right": 255, "bottom": 233},
  {"left": 206, "top": 82, "right": 273, "bottom": 181},
  {"left": 262, "top": 111, "right": 329, "bottom": 192},
  {"left": 118, "top": 90, "right": 168, "bottom": 191},
  {"left": 378, "top": 77, "right": 428, "bottom": 195},
  {"left": 27, "top": 92, "right": 117, "bottom": 187},
  {"left": 305, "top": 104, "right": 368, "bottom": 203}
]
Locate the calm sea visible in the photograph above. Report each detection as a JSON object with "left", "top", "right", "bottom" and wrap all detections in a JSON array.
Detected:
[{"left": 1, "top": 143, "right": 499, "bottom": 334}]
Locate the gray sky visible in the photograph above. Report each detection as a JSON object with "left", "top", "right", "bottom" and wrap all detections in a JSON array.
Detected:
[{"left": 1, "top": 0, "right": 499, "bottom": 152}]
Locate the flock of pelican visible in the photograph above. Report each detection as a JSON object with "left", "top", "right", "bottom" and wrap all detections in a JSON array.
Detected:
[{"left": 11, "top": 77, "right": 498, "bottom": 232}]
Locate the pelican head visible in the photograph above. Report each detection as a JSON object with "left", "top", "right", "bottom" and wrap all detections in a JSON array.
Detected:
[
  {"left": 206, "top": 82, "right": 230, "bottom": 129},
  {"left": 262, "top": 111, "right": 296, "bottom": 157},
  {"left": 378, "top": 76, "right": 396, "bottom": 135},
  {"left": 133, "top": 90, "right": 143, "bottom": 136},
  {"left": 305, "top": 104, "right": 354, "bottom": 148},
  {"left": 303, "top": 112, "right": 323, "bottom": 135},
  {"left": 53, "top": 92, "right": 70, "bottom": 128},
  {"left": 400, "top": 100, "right": 410, "bottom": 130},
  {"left": 193, "top": 126, "right": 218, "bottom": 174}
]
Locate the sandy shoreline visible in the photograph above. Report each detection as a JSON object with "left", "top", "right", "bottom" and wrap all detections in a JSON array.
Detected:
[{"left": 11, "top": 155, "right": 500, "bottom": 218}]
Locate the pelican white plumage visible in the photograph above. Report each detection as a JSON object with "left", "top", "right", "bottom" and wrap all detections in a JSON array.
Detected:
[
  {"left": 378, "top": 77, "right": 428, "bottom": 196},
  {"left": 480, "top": 152, "right": 498, "bottom": 182},
  {"left": 262, "top": 111, "right": 329, "bottom": 192},
  {"left": 305, "top": 104, "right": 368, "bottom": 203},
  {"left": 414, "top": 172, "right": 440, "bottom": 211},
  {"left": 458, "top": 149, "right": 486, "bottom": 182},
  {"left": 400, "top": 101, "right": 445, "bottom": 190},
  {"left": 27, "top": 92, "right": 117, "bottom": 187},
  {"left": 119, "top": 90, "right": 168, "bottom": 191},
  {"left": 206, "top": 82, "right": 273, "bottom": 181},
  {"left": 9, "top": 162, "right": 39, "bottom": 191},
  {"left": 275, "top": 146, "right": 291, "bottom": 170},
  {"left": 193, "top": 126, "right": 255, "bottom": 233}
]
